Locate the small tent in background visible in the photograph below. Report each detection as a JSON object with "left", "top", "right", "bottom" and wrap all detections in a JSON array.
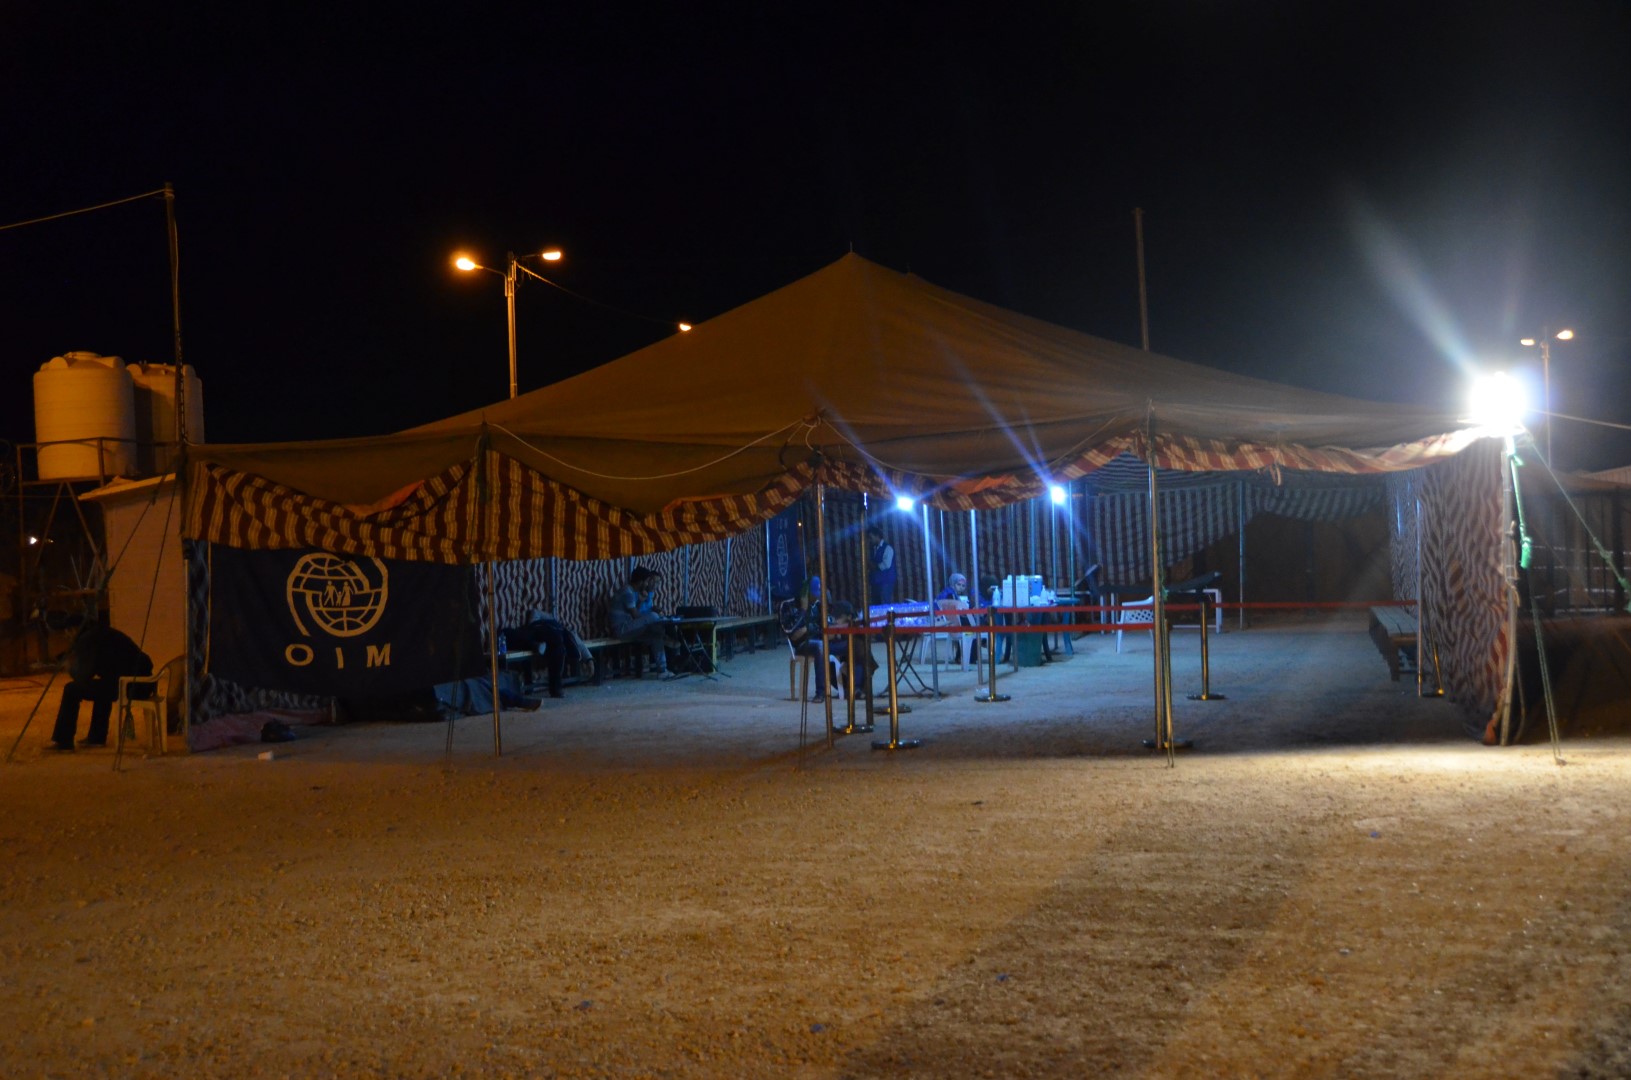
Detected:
[{"left": 183, "top": 255, "right": 1513, "bottom": 737}]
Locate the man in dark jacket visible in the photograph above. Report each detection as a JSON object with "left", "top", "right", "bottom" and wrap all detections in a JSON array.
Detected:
[
  {"left": 50, "top": 624, "right": 153, "bottom": 750},
  {"left": 504, "top": 609, "right": 571, "bottom": 699}
]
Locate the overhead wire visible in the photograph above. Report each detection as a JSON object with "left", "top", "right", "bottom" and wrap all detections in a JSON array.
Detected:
[{"left": 0, "top": 188, "right": 168, "bottom": 233}]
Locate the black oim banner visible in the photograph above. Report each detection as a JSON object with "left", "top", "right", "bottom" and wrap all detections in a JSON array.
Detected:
[{"left": 207, "top": 545, "right": 483, "bottom": 696}]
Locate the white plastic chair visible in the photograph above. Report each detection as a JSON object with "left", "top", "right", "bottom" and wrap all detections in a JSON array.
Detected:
[
  {"left": 1115, "top": 596, "right": 1155, "bottom": 654},
  {"left": 117, "top": 654, "right": 186, "bottom": 756},
  {"left": 786, "top": 637, "right": 842, "bottom": 701},
  {"left": 931, "top": 598, "right": 976, "bottom": 669}
]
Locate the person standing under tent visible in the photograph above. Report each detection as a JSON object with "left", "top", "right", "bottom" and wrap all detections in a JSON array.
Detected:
[
  {"left": 606, "top": 567, "right": 677, "bottom": 679},
  {"left": 867, "top": 524, "right": 897, "bottom": 605},
  {"left": 49, "top": 623, "right": 153, "bottom": 751}
]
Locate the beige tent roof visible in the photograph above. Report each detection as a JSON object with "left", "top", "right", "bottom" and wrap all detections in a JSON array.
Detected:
[{"left": 193, "top": 253, "right": 1475, "bottom": 513}]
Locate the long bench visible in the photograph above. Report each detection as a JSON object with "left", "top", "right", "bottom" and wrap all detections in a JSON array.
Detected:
[
  {"left": 709, "top": 614, "right": 781, "bottom": 662},
  {"left": 502, "top": 614, "right": 783, "bottom": 688},
  {"left": 1368, "top": 605, "right": 1419, "bottom": 681}
]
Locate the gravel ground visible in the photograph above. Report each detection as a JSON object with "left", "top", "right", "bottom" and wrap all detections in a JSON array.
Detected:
[{"left": 3, "top": 615, "right": 1629, "bottom": 1078}]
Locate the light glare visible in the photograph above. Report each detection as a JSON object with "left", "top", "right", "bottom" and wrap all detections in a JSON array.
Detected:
[
  {"left": 540, "top": 249, "right": 562, "bottom": 262},
  {"left": 895, "top": 495, "right": 915, "bottom": 512},
  {"left": 1469, "top": 372, "right": 1528, "bottom": 431},
  {"left": 677, "top": 322, "right": 692, "bottom": 332},
  {"left": 1049, "top": 484, "right": 1067, "bottom": 506},
  {"left": 454, "top": 255, "right": 478, "bottom": 272},
  {"left": 1555, "top": 328, "right": 1574, "bottom": 341}
]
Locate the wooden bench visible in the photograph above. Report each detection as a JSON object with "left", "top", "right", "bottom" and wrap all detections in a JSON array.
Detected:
[
  {"left": 579, "top": 637, "right": 654, "bottom": 684},
  {"left": 1368, "top": 606, "right": 1419, "bottom": 681},
  {"left": 711, "top": 614, "right": 781, "bottom": 661}
]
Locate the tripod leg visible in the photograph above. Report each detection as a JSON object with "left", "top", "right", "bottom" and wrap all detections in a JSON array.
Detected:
[{"left": 6, "top": 668, "right": 62, "bottom": 764}]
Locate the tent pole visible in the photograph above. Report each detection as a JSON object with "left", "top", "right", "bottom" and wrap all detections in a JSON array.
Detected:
[
  {"left": 1496, "top": 437, "right": 1519, "bottom": 745},
  {"left": 922, "top": 501, "right": 940, "bottom": 698},
  {"left": 723, "top": 535, "right": 733, "bottom": 613},
  {"left": 1237, "top": 481, "right": 1247, "bottom": 631},
  {"left": 815, "top": 483, "right": 834, "bottom": 747},
  {"left": 487, "top": 560, "right": 503, "bottom": 757},
  {"left": 851, "top": 492, "right": 875, "bottom": 732},
  {"left": 1143, "top": 449, "right": 1184, "bottom": 761},
  {"left": 1135, "top": 207, "right": 1152, "bottom": 352},
  {"left": 1415, "top": 494, "right": 1425, "bottom": 699},
  {"left": 1148, "top": 460, "right": 1167, "bottom": 753},
  {"left": 969, "top": 509, "right": 980, "bottom": 604}
]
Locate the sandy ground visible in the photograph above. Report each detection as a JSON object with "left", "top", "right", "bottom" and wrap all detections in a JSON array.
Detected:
[{"left": 3, "top": 614, "right": 1629, "bottom": 1078}]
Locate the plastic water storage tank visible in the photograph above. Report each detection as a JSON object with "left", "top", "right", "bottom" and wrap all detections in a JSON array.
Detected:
[
  {"left": 33, "top": 352, "right": 138, "bottom": 480},
  {"left": 129, "top": 362, "right": 205, "bottom": 476}
]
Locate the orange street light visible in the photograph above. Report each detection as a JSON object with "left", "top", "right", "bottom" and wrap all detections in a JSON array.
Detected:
[{"left": 453, "top": 248, "right": 565, "bottom": 399}]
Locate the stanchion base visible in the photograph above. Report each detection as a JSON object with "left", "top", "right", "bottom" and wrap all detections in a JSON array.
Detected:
[
  {"left": 871, "top": 738, "right": 923, "bottom": 751},
  {"left": 833, "top": 722, "right": 876, "bottom": 735},
  {"left": 1186, "top": 693, "right": 1227, "bottom": 701},
  {"left": 974, "top": 691, "right": 1011, "bottom": 703},
  {"left": 1142, "top": 738, "right": 1195, "bottom": 751}
]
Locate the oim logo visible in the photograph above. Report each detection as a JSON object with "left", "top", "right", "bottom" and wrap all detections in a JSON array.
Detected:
[{"left": 285, "top": 553, "right": 389, "bottom": 638}]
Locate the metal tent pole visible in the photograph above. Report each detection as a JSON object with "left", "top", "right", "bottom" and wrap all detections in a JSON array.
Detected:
[
  {"left": 487, "top": 561, "right": 503, "bottom": 757},
  {"left": 815, "top": 484, "right": 834, "bottom": 746},
  {"left": 922, "top": 501, "right": 940, "bottom": 698},
  {"left": 1237, "top": 481, "right": 1247, "bottom": 631}
]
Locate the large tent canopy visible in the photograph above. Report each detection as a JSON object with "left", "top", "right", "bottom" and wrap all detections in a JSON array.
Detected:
[
  {"left": 190, "top": 254, "right": 1482, "bottom": 526},
  {"left": 180, "top": 253, "right": 1513, "bottom": 731}
]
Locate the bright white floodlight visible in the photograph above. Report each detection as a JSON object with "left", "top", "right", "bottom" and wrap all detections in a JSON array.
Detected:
[
  {"left": 895, "top": 495, "right": 916, "bottom": 512},
  {"left": 1469, "top": 372, "right": 1528, "bottom": 431},
  {"left": 1049, "top": 484, "right": 1067, "bottom": 506}
]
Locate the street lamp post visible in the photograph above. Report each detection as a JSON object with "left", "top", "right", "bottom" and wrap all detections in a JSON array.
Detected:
[
  {"left": 1520, "top": 328, "right": 1574, "bottom": 463},
  {"left": 455, "top": 248, "right": 563, "bottom": 399}
]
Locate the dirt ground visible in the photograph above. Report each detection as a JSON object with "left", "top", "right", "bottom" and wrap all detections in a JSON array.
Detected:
[{"left": 3, "top": 614, "right": 1629, "bottom": 1078}]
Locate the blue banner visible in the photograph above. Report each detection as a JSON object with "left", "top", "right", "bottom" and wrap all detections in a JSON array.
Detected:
[
  {"left": 207, "top": 545, "right": 483, "bottom": 696},
  {"left": 767, "top": 506, "right": 806, "bottom": 600}
]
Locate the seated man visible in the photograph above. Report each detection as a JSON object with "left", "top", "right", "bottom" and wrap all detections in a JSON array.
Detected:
[
  {"left": 606, "top": 566, "right": 676, "bottom": 678},
  {"left": 51, "top": 623, "right": 153, "bottom": 751},
  {"left": 783, "top": 577, "right": 842, "bottom": 702},
  {"left": 503, "top": 609, "right": 571, "bottom": 699}
]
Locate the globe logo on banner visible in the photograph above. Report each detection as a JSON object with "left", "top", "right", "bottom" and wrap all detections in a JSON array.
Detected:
[{"left": 285, "top": 553, "right": 389, "bottom": 638}]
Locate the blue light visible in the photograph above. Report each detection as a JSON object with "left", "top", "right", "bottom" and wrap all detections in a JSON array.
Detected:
[
  {"left": 895, "top": 495, "right": 915, "bottom": 512},
  {"left": 1049, "top": 484, "right": 1067, "bottom": 506}
]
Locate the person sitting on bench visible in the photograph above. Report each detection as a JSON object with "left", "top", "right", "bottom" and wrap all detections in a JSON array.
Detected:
[
  {"left": 606, "top": 566, "right": 676, "bottom": 678},
  {"left": 504, "top": 609, "right": 571, "bottom": 699}
]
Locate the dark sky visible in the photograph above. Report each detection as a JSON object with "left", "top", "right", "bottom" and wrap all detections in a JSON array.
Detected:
[{"left": 4, "top": 2, "right": 1630, "bottom": 467}]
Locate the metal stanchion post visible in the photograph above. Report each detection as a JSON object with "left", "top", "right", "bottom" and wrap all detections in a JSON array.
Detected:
[
  {"left": 873, "top": 613, "right": 921, "bottom": 751},
  {"left": 1144, "top": 602, "right": 1193, "bottom": 754},
  {"left": 1187, "top": 594, "right": 1226, "bottom": 702},
  {"left": 835, "top": 626, "right": 873, "bottom": 735},
  {"left": 974, "top": 607, "right": 1010, "bottom": 703}
]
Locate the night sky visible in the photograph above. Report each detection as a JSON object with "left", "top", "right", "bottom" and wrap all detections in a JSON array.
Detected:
[{"left": 4, "top": 3, "right": 1629, "bottom": 468}]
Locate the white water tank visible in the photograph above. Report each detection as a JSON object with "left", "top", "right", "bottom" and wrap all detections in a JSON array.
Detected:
[
  {"left": 33, "top": 352, "right": 138, "bottom": 480},
  {"left": 129, "top": 362, "right": 205, "bottom": 475}
]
